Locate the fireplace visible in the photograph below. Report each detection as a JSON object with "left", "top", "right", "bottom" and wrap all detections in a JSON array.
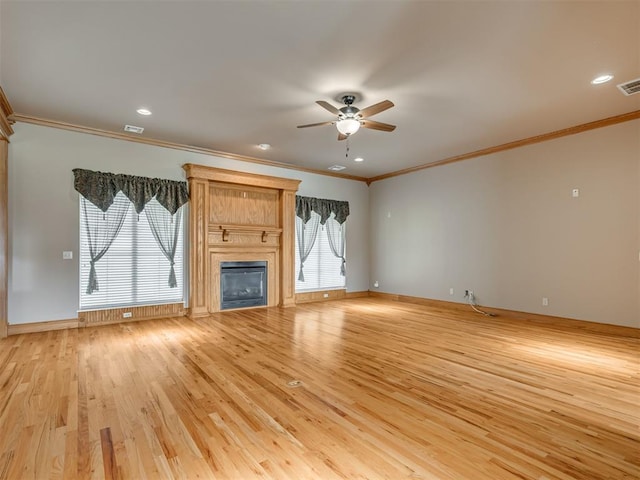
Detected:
[{"left": 220, "top": 261, "right": 267, "bottom": 310}]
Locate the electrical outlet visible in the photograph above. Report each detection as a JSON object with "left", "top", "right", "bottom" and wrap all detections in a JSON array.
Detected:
[
  {"left": 449, "top": 287, "right": 454, "bottom": 295},
  {"left": 373, "top": 281, "right": 379, "bottom": 288},
  {"left": 122, "top": 312, "right": 132, "bottom": 318},
  {"left": 323, "top": 293, "right": 329, "bottom": 298},
  {"left": 62, "top": 251, "right": 73, "bottom": 260},
  {"left": 542, "top": 297, "right": 549, "bottom": 306}
]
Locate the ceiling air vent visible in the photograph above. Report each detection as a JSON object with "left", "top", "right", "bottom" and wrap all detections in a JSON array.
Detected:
[
  {"left": 617, "top": 77, "right": 640, "bottom": 96},
  {"left": 124, "top": 124, "right": 144, "bottom": 134},
  {"left": 328, "top": 165, "right": 346, "bottom": 171}
]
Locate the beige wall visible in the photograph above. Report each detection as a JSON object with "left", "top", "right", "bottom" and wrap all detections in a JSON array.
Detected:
[
  {"left": 8, "top": 123, "right": 369, "bottom": 325},
  {"left": 8, "top": 119, "right": 639, "bottom": 328},
  {"left": 369, "top": 120, "right": 640, "bottom": 328}
]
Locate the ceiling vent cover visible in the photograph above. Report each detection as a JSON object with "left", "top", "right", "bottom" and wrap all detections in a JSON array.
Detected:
[
  {"left": 617, "top": 77, "right": 640, "bottom": 96},
  {"left": 124, "top": 125, "right": 144, "bottom": 134}
]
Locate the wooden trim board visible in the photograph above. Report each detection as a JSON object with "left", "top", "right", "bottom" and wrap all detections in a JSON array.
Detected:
[
  {"left": 369, "top": 291, "right": 639, "bottom": 337},
  {"left": 8, "top": 318, "right": 79, "bottom": 335},
  {"left": 12, "top": 114, "right": 368, "bottom": 182},
  {"left": 295, "top": 289, "right": 369, "bottom": 304},
  {"left": 12, "top": 110, "right": 639, "bottom": 185},
  {"left": 367, "top": 110, "right": 640, "bottom": 183},
  {"left": 0, "top": 140, "right": 7, "bottom": 339},
  {"left": 295, "top": 289, "right": 346, "bottom": 304},
  {"left": 184, "top": 163, "right": 301, "bottom": 191},
  {"left": 0, "top": 86, "right": 14, "bottom": 140},
  {"left": 79, "top": 303, "right": 186, "bottom": 327}
]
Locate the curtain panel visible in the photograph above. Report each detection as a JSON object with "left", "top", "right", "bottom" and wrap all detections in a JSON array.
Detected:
[
  {"left": 295, "top": 195, "right": 350, "bottom": 225},
  {"left": 73, "top": 168, "right": 189, "bottom": 214},
  {"left": 295, "top": 214, "right": 321, "bottom": 282},
  {"left": 81, "top": 195, "right": 130, "bottom": 294}
]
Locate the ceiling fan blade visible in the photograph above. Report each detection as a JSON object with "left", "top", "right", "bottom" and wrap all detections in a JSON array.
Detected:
[
  {"left": 316, "top": 100, "right": 340, "bottom": 115},
  {"left": 361, "top": 119, "right": 396, "bottom": 132},
  {"left": 338, "top": 133, "right": 348, "bottom": 141},
  {"left": 358, "top": 100, "right": 394, "bottom": 118},
  {"left": 297, "top": 121, "right": 335, "bottom": 129}
]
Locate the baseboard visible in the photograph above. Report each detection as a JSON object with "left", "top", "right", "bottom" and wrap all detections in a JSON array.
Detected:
[
  {"left": 296, "top": 289, "right": 346, "bottom": 304},
  {"left": 345, "top": 291, "right": 370, "bottom": 299},
  {"left": 79, "top": 303, "right": 186, "bottom": 327},
  {"left": 7, "top": 304, "right": 187, "bottom": 335},
  {"left": 369, "top": 291, "right": 464, "bottom": 311},
  {"left": 295, "top": 289, "right": 369, "bottom": 304},
  {"left": 8, "top": 318, "right": 79, "bottom": 335},
  {"left": 368, "top": 291, "right": 639, "bottom": 337}
]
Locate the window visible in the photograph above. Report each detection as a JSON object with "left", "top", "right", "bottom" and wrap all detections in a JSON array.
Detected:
[
  {"left": 79, "top": 192, "right": 184, "bottom": 310},
  {"left": 295, "top": 212, "right": 346, "bottom": 292}
]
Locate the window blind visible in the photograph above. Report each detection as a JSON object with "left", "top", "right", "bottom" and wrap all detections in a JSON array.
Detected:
[
  {"left": 79, "top": 193, "right": 184, "bottom": 310},
  {"left": 294, "top": 213, "right": 346, "bottom": 292}
]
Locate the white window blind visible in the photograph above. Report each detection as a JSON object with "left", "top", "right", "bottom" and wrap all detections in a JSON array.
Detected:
[
  {"left": 79, "top": 193, "right": 184, "bottom": 310},
  {"left": 295, "top": 213, "right": 346, "bottom": 292}
]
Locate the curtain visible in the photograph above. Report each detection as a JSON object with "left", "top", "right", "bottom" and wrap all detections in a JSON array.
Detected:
[
  {"left": 144, "top": 199, "right": 183, "bottom": 288},
  {"left": 295, "top": 212, "right": 321, "bottom": 282},
  {"left": 325, "top": 215, "right": 346, "bottom": 276},
  {"left": 81, "top": 194, "right": 130, "bottom": 294},
  {"left": 73, "top": 168, "right": 189, "bottom": 214},
  {"left": 296, "top": 195, "right": 349, "bottom": 225}
]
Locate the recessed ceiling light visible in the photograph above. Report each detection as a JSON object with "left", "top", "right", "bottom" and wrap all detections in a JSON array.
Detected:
[
  {"left": 591, "top": 74, "right": 614, "bottom": 85},
  {"left": 136, "top": 108, "right": 152, "bottom": 116},
  {"left": 257, "top": 143, "right": 271, "bottom": 150},
  {"left": 328, "top": 165, "right": 346, "bottom": 171},
  {"left": 354, "top": 157, "right": 364, "bottom": 162}
]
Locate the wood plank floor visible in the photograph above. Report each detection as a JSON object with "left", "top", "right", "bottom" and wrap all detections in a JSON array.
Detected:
[{"left": 0, "top": 298, "right": 638, "bottom": 479}]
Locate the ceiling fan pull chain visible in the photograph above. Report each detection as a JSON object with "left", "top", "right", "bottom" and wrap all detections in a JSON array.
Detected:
[{"left": 345, "top": 136, "right": 350, "bottom": 161}]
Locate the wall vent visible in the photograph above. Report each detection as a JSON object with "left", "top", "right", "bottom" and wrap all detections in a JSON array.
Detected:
[
  {"left": 617, "top": 77, "right": 640, "bottom": 96},
  {"left": 124, "top": 124, "right": 144, "bottom": 134}
]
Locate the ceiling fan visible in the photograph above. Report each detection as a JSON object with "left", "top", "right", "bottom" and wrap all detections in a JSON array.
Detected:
[{"left": 297, "top": 94, "right": 396, "bottom": 141}]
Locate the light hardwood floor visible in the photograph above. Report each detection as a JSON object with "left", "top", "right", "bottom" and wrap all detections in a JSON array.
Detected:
[{"left": 0, "top": 298, "right": 638, "bottom": 479}]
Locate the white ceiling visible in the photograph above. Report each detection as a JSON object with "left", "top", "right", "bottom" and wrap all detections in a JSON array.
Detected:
[{"left": 1, "top": 1, "right": 638, "bottom": 179}]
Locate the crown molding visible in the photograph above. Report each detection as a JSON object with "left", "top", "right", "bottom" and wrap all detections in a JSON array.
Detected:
[
  {"left": 11, "top": 114, "right": 369, "bottom": 183},
  {"left": 367, "top": 109, "right": 640, "bottom": 184},
  {"left": 12, "top": 109, "right": 640, "bottom": 186},
  {"left": 0, "top": 87, "right": 15, "bottom": 140}
]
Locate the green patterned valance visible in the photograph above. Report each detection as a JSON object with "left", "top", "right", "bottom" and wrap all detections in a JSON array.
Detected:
[
  {"left": 295, "top": 195, "right": 349, "bottom": 225},
  {"left": 73, "top": 168, "right": 189, "bottom": 214}
]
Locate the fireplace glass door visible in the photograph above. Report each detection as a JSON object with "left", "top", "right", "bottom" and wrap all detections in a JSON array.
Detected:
[{"left": 220, "top": 261, "right": 267, "bottom": 310}]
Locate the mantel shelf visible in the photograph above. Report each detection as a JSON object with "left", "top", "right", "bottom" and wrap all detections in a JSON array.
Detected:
[{"left": 211, "top": 224, "right": 283, "bottom": 243}]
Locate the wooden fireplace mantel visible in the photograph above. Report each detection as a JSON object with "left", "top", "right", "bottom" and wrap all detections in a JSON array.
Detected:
[{"left": 183, "top": 164, "right": 300, "bottom": 317}]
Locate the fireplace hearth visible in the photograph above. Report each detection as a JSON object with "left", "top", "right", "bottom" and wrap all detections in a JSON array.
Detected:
[{"left": 220, "top": 261, "right": 267, "bottom": 310}]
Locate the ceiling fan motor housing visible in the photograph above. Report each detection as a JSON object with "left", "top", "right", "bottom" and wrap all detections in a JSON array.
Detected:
[
  {"left": 339, "top": 95, "right": 360, "bottom": 119},
  {"left": 339, "top": 105, "right": 361, "bottom": 119}
]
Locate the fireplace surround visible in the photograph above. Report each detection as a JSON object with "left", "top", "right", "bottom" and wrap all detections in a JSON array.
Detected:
[{"left": 183, "top": 164, "right": 300, "bottom": 316}]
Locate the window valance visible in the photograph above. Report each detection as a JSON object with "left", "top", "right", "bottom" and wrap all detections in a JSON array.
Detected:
[
  {"left": 73, "top": 168, "right": 189, "bottom": 214},
  {"left": 295, "top": 195, "right": 349, "bottom": 225}
]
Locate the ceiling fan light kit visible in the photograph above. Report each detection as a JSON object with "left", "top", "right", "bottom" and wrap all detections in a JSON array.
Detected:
[
  {"left": 336, "top": 118, "right": 361, "bottom": 135},
  {"left": 298, "top": 94, "right": 396, "bottom": 140}
]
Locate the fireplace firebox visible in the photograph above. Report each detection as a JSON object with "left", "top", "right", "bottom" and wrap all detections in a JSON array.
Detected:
[{"left": 220, "top": 261, "right": 267, "bottom": 310}]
